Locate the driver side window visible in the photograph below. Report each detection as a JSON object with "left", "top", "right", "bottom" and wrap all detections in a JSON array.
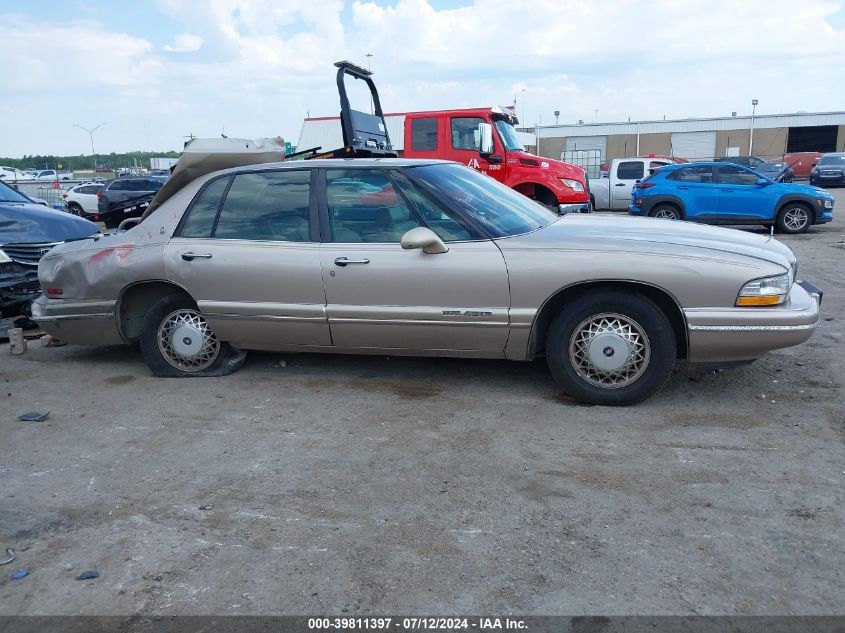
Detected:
[{"left": 451, "top": 117, "right": 485, "bottom": 151}]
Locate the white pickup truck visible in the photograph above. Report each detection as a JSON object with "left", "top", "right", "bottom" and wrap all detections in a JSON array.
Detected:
[
  {"left": 590, "top": 157, "right": 675, "bottom": 210},
  {"left": 34, "top": 169, "right": 74, "bottom": 181}
]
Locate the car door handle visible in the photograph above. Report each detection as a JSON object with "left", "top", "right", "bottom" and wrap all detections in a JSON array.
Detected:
[
  {"left": 614, "top": 183, "right": 627, "bottom": 186},
  {"left": 676, "top": 186, "right": 689, "bottom": 190},
  {"left": 181, "top": 252, "right": 213, "bottom": 261},
  {"left": 334, "top": 257, "right": 370, "bottom": 266},
  {"left": 720, "top": 188, "right": 733, "bottom": 192}
]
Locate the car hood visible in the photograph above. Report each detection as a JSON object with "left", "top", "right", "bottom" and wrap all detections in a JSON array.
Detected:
[
  {"left": 511, "top": 151, "right": 586, "bottom": 180},
  {"left": 780, "top": 181, "right": 835, "bottom": 197},
  {"left": 0, "top": 202, "right": 100, "bottom": 244},
  {"left": 814, "top": 164, "right": 844, "bottom": 172},
  {"left": 499, "top": 214, "right": 796, "bottom": 271}
]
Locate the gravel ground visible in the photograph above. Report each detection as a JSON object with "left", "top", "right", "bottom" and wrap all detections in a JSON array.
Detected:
[{"left": 1, "top": 193, "right": 843, "bottom": 616}]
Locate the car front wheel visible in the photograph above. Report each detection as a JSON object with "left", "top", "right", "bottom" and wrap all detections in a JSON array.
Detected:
[
  {"left": 546, "top": 291, "right": 676, "bottom": 405},
  {"left": 139, "top": 294, "right": 246, "bottom": 377},
  {"left": 776, "top": 203, "right": 812, "bottom": 234}
]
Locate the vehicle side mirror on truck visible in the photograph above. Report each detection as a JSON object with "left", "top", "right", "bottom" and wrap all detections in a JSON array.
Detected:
[{"left": 477, "top": 123, "right": 494, "bottom": 155}]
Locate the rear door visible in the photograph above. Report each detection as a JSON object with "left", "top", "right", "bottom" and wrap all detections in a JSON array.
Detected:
[
  {"left": 317, "top": 167, "right": 510, "bottom": 353},
  {"left": 667, "top": 165, "right": 719, "bottom": 218},
  {"left": 715, "top": 164, "right": 776, "bottom": 220},
  {"left": 164, "top": 169, "right": 330, "bottom": 349}
]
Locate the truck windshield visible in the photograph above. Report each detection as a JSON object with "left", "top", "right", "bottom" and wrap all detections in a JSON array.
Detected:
[
  {"left": 409, "top": 163, "right": 557, "bottom": 238},
  {"left": 493, "top": 120, "right": 523, "bottom": 152},
  {"left": 0, "top": 181, "right": 31, "bottom": 203}
]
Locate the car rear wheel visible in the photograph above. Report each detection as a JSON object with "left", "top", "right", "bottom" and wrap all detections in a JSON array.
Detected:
[
  {"left": 66, "top": 202, "right": 84, "bottom": 216},
  {"left": 649, "top": 204, "right": 681, "bottom": 220},
  {"left": 140, "top": 294, "right": 246, "bottom": 377},
  {"left": 776, "top": 203, "right": 812, "bottom": 234},
  {"left": 546, "top": 291, "right": 676, "bottom": 405}
]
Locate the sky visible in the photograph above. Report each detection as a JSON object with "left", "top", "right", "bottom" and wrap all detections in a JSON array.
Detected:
[{"left": 1, "top": 0, "right": 844, "bottom": 157}]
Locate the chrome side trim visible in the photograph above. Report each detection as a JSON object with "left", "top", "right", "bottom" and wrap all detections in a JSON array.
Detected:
[
  {"left": 35, "top": 312, "right": 113, "bottom": 322},
  {"left": 205, "top": 313, "right": 326, "bottom": 323},
  {"left": 329, "top": 317, "right": 508, "bottom": 328},
  {"left": 688, "top": 322, "right": 819, "bottom": 332}
]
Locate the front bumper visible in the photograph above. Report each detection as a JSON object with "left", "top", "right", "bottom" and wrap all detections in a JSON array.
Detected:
[
  {"left": 558, "top": 202, "right": 593, "bottom": 215},
  {"left": 685, "top": 281, "right": 821, "bottom": 364},
  {"left": 0, "top": 268, "right": 40, "bottom": 315},
  {"left": 31, "top": 293, "right": 124, "bottom": 345}
]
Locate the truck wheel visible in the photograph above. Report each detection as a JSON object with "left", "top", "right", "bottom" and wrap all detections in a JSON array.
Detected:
[
  {"left": 649, "top": 204, "right": 681, "bottom": 220},
  {"left": 140, "top": 294, "right": 246, "bottom": 377},
  {"left": 776, "top": 203, "right": 812, "bottom": 234},
  {"left": 534, "top": 187, "right": 559, "bottom": 212},
  {"left": 545, "top": 290, "right": 676, "bottom": 405}
]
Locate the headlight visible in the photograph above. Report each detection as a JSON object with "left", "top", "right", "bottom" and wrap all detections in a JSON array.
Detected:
[
  {"left": 822, "top": 199, "right": 834, "bottom": 209},
  {"left": 560, "top": 178, "right": 584, "bottom": 192},
  {"left": 0, "top": 248, "right": 10, "bottom": 264},
  {"left": 736, "top": 272, "right": 791, "bottom": 306}
]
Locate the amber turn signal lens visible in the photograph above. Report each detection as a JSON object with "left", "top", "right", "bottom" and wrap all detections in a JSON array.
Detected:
[{"left": 735, "top": 295, "right": 781, "bottom": 306}]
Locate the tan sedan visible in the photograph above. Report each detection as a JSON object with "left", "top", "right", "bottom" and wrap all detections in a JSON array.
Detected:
[{"left": 33, "top": 158, "right": 821, "bottom": 405}]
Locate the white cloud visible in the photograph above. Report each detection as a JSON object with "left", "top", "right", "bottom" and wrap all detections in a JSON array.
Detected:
[
  {"left": 1, "top": 1, "right": 844, "bottom": 156},
  {"left": 164, "top": 33, "right": 204, "bottom": 53}
]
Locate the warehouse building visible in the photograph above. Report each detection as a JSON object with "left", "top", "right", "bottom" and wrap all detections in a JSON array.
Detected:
[{"left": 525, "top": 111, "right": 845, "bottom": 176}]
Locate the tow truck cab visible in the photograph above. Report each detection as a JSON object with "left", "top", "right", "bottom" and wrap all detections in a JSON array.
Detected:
[{"left": 403, "top": 106, "right": 591, "bottom": 214}]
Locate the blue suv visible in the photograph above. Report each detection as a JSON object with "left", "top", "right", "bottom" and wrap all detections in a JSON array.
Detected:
[{"left": 629, "top": 162, "right": 835, "bottom": 233}]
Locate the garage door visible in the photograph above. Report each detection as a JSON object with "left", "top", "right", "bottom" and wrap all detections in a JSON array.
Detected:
[
  {"left": 671, "top": 131, "right": 716, "bottom": 161},
  {"left": 563, "top": 136, "right": 606, "bottom": 178}
]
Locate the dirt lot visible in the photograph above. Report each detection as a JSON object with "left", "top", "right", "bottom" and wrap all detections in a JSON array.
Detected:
[{"left": 1, "top": 196, "right": 843, "bottom": 616}]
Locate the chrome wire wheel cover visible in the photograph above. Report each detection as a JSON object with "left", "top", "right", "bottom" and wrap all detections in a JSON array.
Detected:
[
  {"left": 653, "top": 208, "right": 677, "bottom": 219},
  {"left": 568, "top": 312, "right": 651, "bottom": 389},
  {"left": 783, "top": 207, "right": 809, "bottom": 231},
  {"left": 157, "top": 309, "right": 220, "bottom": 372}
]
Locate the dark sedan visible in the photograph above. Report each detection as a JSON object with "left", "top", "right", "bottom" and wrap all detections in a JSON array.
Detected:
[
  {"left": 0, "top": 181, "right": 100, "bottom": 315},
  {"left": 810, "top": 153, "right": 845, "bottom": 187},
  {"left": 755, "top": 162, "right": 795, "bottom": 183}
]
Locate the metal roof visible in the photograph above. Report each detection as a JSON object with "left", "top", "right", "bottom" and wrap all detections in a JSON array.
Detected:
[{"left": 531, "top": 111, "right": 845, "bottom": 139}]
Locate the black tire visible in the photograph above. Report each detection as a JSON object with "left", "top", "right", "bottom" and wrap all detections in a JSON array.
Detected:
[
  {"left": 775, "top": 202, "right": 812, "bottom": 234},
  {"left": 534, "top": 187, "right": 559, "bottom": 213},
  {"left": 66, "top": 202, "right": 84, "bottom": 216},
  {"left": 546, "top": 290, "right": 676, "bottom": 405},
  {"left": 139, "top": 294, "right": 246, "bottom": 377},
  {"left": 649, "top": 203, "right": 682, "bottom": 220}
]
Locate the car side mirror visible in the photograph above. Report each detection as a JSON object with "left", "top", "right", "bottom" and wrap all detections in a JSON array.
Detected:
[
  {"left": 811, "top": 162, "right": 817, "bottom": 167},
  {"left": 756, "top": 178, "right": 770, "bottom": 186},
  {"left": 400, "top": 227, "right": 448, "bottom": 254},
  {"left": 477, "top": 123, "right": 494, "bottom": 156}
]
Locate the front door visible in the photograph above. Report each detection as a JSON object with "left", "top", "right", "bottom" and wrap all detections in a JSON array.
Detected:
[
  {"left": 164, "top": 169, "right": 331, "bottom": 349},
  {"left": 715, "top": 164, "right": 776, "bottom": 220},
  {"left": 449, "top": 116, "right": 503, "bottom": 181},
  {"left": 317, "top": 168, "right": 511, "bottom": 353}
]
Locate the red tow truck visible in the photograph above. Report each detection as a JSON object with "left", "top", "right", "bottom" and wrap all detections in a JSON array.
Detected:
[
  {"left": 402, "top": 107, "right": 591, "bottom": 214},
  {"left": 298, "top": 62, "right": 591, "bottom": 214}
]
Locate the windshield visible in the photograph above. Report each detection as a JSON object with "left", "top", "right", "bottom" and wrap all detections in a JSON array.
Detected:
[
  {"left": 493, "top": 120, "right": 523, "bottom": 152},
  {"left": 818, "top": 154, "right": 845, "bottom": 166},
  {"left": 0, "top": 181, "right": 32, "bottom": 203},
  {"left": 409, "top": 163, "right": 557, "bottom": 238}
]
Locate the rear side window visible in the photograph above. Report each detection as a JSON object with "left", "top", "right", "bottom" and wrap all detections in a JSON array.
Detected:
[
  {"left": 616, "top": 161, "right": 645, "bottom": 180},
  {"left": 77, "top": 185, "right": 101, "bottom": 194},
  {"left": 214, "top": 171, "right": 312, "bottom": 241},
  {"left": 108, "top": 180, "right": 130, "bottom": 191},
  {"left": 179, "top": 177, "right": 229, "bottom": 238},
  {"left": 411, "top": 117, "right": 438, "bottom": 151},
  {"left": 669, "top": 166, "right": 714, "bottom": 183}
]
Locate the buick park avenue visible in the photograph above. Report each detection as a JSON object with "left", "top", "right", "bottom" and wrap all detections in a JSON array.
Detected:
[{"left": 33, "top": 147, "right": 822, "bottom": 405}]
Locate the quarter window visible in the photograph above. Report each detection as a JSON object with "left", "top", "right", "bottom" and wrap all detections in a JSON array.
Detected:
[
  {"left": 411, "top": 117, "right": 438, "bottom": 151},
  {"left": 213, "top": 171, "right": 312, "bottom": 241},
  {"left": 616, "top": 161, "right": 645, "bottom": 180},
  {"left": 326, "top": 169, "right": 423, "bottom": 243},
  {"left": 451, "top": 117, "right": 485, "bottom": 151}
]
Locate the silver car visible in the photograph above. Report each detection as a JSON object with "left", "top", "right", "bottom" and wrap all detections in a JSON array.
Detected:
[{"left": 33, "top": 158, "right": 822, "bottom": 405}]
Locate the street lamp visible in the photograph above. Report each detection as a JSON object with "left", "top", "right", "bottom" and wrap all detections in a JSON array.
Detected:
[
  {"left": 749, "top": 99, "right": 758, "bottom": 155},
  {"left": 554, "top": 110, "right": 560, "bottom": 125},
  {"left": 521, "top": 88, "right": 526, "bottom": 123},
  {"left": 365, "top": 53, "right": 374, "bottom": 114},
  {"left": 74, "top": 122, "right": 106, "bottom": 172}
]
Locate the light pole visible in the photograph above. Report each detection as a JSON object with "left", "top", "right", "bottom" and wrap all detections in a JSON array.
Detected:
[
  {"left": 365, "top": 53, "right": 374, "bottom": 114},
  {"left": 554, "top": 110, "right": 560, "bottom": 125},
  {"left": 521, "top": 88, "right": 526, "bottom": 123},
  {"left": 749, "top": 99, "right": 758, "bottom": 155},
  {"left": 74, "top": 122, "right": 106, "bottom": 171}
]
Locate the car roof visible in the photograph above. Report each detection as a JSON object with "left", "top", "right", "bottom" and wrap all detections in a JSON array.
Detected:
[{"left": 820, "top": 152, "right": 845, "bottom": 157}]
